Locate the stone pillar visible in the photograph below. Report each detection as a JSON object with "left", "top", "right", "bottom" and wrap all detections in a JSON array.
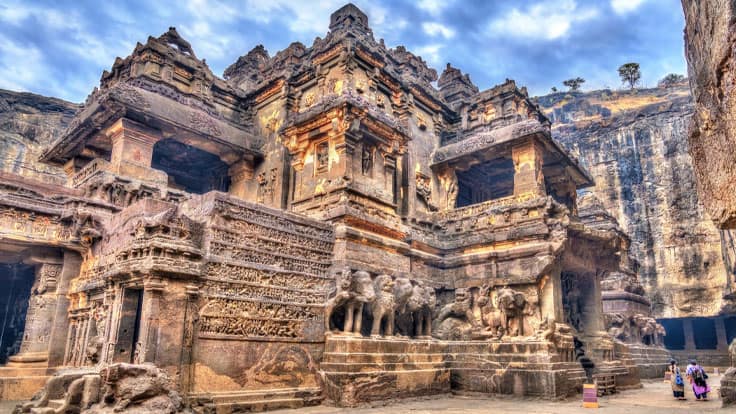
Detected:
[
  {"left": 228, "top": 157, "right": 255, "bottom": 199},
  {"left": 716, "top": 316, "right": 729, "bottom": 351},
  {"left": 179, "top": 285, "right": 199, "bottom": 394},
  {"left": 137, "top": 277, "right": 165, "bottom": 364},
  {"left": 7, "top": 262, "right": 62, "bottom": 366},
  {"left": 683, "top": 318, "right": 696, "bottom": 351},
  {"left": 512, "top": 140, "right": 546, "bottom": 197},
  {"left": 46, "top": 251, "right": 82, "bottom": 367},
  {"left": 106, "top": 118, "right": 166, "bottom": 183}
]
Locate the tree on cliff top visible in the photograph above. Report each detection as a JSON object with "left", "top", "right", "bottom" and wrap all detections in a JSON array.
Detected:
[
  {"left": 618, "top": 62, "right": 641, "bottom": 89},
  {"left": 563, "top": 77, "right": 585, "bottom": 92},
  {"left": 658, "top": 73, "right": 685, "bottom": 88}
]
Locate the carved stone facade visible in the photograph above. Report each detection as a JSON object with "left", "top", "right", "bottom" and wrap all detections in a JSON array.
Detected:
[{"left": 0, "top": 4, "right": 669, "bottom": 411}]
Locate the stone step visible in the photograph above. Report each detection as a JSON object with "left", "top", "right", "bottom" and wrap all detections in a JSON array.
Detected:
[
  {"left": 190, "top": 386, "right": 323, "bottom": 413},
  {"left": 0, "top": 375, "right": 52, "bottom": 401},
  {"left": 322, "top": 351, "right": 446, "bottom": 364},
  {"left": 29, "top": 399, "right": 64, "bottom": 414},
  {"left": 320, "top": 361, "right": 446, "bottom": 373}
]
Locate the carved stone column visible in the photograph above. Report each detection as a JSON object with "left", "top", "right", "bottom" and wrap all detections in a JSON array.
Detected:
[
  {"left": 137, "top": 277, "right": 165, "bottom": 364},
  {"left": 106, "top": 118, "right": 166, "bottom": 183},
  {"left": 7, "top": 262, "right": 62, "bottom": 365},
  {"left": 512, "top": 140, "right": 546, "bottom": 197},
  {"left": 228, "top": 157, "right": 256, "bottom": 199},
  {"left": 682, "top": 318, "right": 696, "bottom": 351},
  {"left": 47, "top": 251, "right": 82, "bottom": 367},
  {"left": 716, "top": 316, "right": 729, "bottom": 351},
  {"left": 179, "top": 285, "right": 199, "bottom": 394}
]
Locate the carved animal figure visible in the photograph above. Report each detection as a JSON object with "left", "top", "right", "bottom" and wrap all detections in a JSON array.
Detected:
[
  {"left": 342, "top": 270, "right": 375, "bottom": 335},
  {"left": 496, "top": 286, "right": 528, "bottom": 337},
  {"left": 370, "top": 274, "right": 396, "bottom": 337},
  {"left": 729, "top": 338, "right": 736, "bottom": 367},
  {"left": 324, "top": 267, "right": 353, "bottom": 333},
  {"left": 655, "top": 323, "right": 666, "bottom": 346},
  {"left": 604, "top": 313, "right": 629, "bottom": 342},
  {"left": 477, "top": 295, "right": 505, "bottom": 339},
  {"left": 392, "top": 276, "right": 414, "bottom": 336},
  {"left": 405, "top": 282, "right": 433, "bottom": 338},
  {"left": 432, "top": 289, "right": 478, "bottom": 340},
  {"left": 632, "top": 314, "right": 657, "bottom": 345}
]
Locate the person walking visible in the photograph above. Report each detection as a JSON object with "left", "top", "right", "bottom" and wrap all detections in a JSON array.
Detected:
[
  {"left": 686, "top": 359, "right": 711, "bottom": 401},
  {"left": 669, "top": 359, "right": 686, "bottom": 400}
]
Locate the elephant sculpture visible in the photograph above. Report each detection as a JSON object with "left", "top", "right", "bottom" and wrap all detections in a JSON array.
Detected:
[
  {"left": 604, "top": 313, "right": 630, "bottom": 342},
  {"left": 324, "top": 268, "right": 376, "bottom": 335},
  {"left": 655, "top": 323, "right": 666, "bottom": 346},
  {"left": 370, "top": 274, "right": 396, "bottom": 337},
  {"left": 496, "top": 286, "right": 528, "bottom": 337},
  {"left": 405, "top": 282, "right": 433, "bottom": 338},
  {"left": 631, "top": 314, "right": 657, "bottom": 345},
  {"left": 393, "top": 276, "right": 415, "bottom": 336}
]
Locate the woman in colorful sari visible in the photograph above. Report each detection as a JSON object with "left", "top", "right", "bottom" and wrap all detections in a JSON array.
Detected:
[
  {"left": 686, "top": 359, "right": 711, "bottom": 401},
  {"left": 668, "top": 359, "right": 686, "bottom": 400}
]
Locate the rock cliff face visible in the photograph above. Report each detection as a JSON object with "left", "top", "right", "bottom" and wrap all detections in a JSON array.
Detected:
[
  {"left": 0, "top": 89, "right": 79, "bottom": 184},
  {"left": 536, "top": 85, "right": 735, "bottom": 317},
  {"left": 681, "top": 0, "right": 736, "bottom": 229}
]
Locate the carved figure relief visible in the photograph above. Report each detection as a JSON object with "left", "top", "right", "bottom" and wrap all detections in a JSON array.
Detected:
[
  {"left": 316, "top": 141, "right": 329, "bottom": 173},
  {"left": 495, "top": 286, "right": 529, "bottom": 337},
  {"left": 361, "top": 144, "right": 374, "bottom": 176}
]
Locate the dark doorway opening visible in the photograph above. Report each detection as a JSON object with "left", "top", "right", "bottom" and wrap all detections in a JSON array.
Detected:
[
  {"left": 660, "top": 319, "right": 685, "bottom": 350},
  {"left": 114, "top": 288, "right": 143, "bottom": 363},
  {"left": 0, "top": 264, "right": 34, "bottom": 364},
  {"left": 725, "top": 316, "right": 736, "bottom": 345},
  {"left": 693, "top": 317, "right": 717, "bottom": 350},
  {"left": 455, "top": 157, "right": 514, "bottom": 208},
  {"left": 152, "top": 139, "right": 230, "bottom": 194}
]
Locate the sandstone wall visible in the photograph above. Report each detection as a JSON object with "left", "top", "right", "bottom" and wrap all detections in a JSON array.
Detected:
[
  {"left": 537, "top": 86, "right": 734, "bottom": 317},
  {"left": 0, "top": 89, "right": 78, "bottom": 185},
  {"left": 681, "top": 0, "right": 736, "bottom": 230}
]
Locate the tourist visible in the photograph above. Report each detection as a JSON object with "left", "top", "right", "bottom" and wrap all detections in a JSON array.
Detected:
[
  {"left": 686, "top": 359, "right": 711, "bottom": 401},
  {"left": 669, "top": 359, "right": 686, "bottom": 400}
]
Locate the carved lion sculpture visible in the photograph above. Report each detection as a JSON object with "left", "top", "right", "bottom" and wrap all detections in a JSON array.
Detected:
[
  {"left": 432, "top": 288, "right": 476, "bottom": 340},
  {"left": 370, "top": 274, "right": 396, "bottom": 337},
  {"left": 496, "top": 286, "right": 528, "bottom": 337}
]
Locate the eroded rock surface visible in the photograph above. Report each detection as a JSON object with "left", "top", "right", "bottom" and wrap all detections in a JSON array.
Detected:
[
  {"left": 0, "top": 90, "right": 79, "bottom": 184},
  {"left": 681, "top": 0, "right": 736, "bottom": 230},
  {"left": 536, "top": 85, "right": 734, "bottom": 316}
]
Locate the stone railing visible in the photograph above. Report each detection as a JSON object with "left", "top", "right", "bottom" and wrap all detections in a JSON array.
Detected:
[{"left": 72, "top": 158, "right": 111, "bottom": 187}]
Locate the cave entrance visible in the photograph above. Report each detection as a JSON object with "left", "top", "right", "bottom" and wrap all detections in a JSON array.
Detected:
[
  {"left": 113, "top": 288, "right": 143, "bottom": 364},
  {"left": 0, "top": 264, "right": 34, "bottom": 364},
  {"left": 152, "top": 138, "right": 230, "bottom": 194},
  {"left": 455, "top": 157, "right": 514, "bottom": 208}
]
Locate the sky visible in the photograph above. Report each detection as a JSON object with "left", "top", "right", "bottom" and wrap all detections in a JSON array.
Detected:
[{"left": 0, "top": 0, "right": 687, "bottom": 103}]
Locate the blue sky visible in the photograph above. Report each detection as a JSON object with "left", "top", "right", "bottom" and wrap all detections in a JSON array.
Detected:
[{"left": 0, "top": 0, "right": 687, "bottom": 103}]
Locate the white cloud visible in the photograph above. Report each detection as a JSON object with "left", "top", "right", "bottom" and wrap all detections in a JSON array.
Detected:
[
  {"left": 414, "top": 44, "right": 443, "bottom": 66},
  {"left": 417, "top": 0, "right": 452, "bottom": 16},
  {"left": 422, "top": 22, "right": 455, "bottom": 39},
  {"left": 611, "top": 0, "right": 647, "bottom": 15},
  {"left": 487, "top": 0, "right": 599, "bottom": 41}
]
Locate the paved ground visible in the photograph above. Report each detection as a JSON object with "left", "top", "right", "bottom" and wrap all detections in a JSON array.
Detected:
[
  {"left": 271, "top": 376, "right": 725, "bottom": 414},
  {"left": 0, "top": 376, "right": 726, "bottom": 413}
]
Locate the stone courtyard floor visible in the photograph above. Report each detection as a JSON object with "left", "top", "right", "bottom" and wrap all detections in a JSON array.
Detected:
[
  {"left": 271, "top": 375, "right": 726, "bottom": 414},
  {"left": 0, "top": 376, "right": 726, "bottom": 413}
]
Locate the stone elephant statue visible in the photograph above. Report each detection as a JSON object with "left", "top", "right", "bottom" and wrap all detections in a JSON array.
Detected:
[
  {"left": 324, "top": 268, "right": 376, "bottom": 335},
  {"left": 496, "top": 286, "right": 528, "bottom": 337},
  {"left": 404, "top": 282, "right": 433, "bottom": 338},
  {"left": 370, "top": 274, "right": 396, "bottom": 337}
]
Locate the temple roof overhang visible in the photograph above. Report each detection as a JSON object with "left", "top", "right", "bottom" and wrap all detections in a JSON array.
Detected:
[
  {"left": 430, "top": 119, "right": 594, "bottom": 189},
  {"left": 40, "top": 82, "right": 263, "bottom": 166}
]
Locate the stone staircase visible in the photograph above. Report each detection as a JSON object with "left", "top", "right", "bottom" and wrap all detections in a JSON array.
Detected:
[
  {"left": 189, "top": 387, "right": 323, "bottom": 413},
  {"left": 320, "top": 336, "right": 450, "bottom": 407}
]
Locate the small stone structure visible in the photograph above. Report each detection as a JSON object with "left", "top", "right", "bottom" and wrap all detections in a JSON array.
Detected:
[{"left": 0, "top": 4, "right": 670, "bottom": 411}]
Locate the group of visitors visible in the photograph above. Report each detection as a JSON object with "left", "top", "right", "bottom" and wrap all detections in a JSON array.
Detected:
[{"left": 668, "top": 359, "right": 711, "bottom": 401}]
